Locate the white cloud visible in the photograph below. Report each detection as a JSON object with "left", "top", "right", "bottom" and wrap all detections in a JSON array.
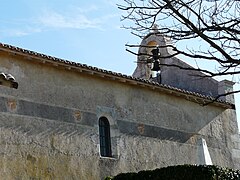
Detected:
[
  {"left": 37, "top": 7, "right": 119, "bottom": 30},
  {"left": 103, "top": 0, "right": 118, "bottom": 6},
  {"left": 38, "top": 9, "right": 103, "bottom": 30},
  {"left": 76, "top": 5, "right": 99, "bottom": 13},
  {"left": 0, "top": 27, "right": 41, "bottom": 37},
  {"left": 0, "top": 3, "right": 120, "bottom": 38}
]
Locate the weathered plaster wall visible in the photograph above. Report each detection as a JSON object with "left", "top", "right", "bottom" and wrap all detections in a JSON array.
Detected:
[
  {"left": 160, "top": 57, "right": 219, "bottom": 97},
  {"left": 0, "top": 52, "right": 239, "bottom": 179}
]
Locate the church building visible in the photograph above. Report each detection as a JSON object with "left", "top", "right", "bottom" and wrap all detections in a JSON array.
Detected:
[{"left": 0, "top": 31, "right": 239, "bottom": 179}]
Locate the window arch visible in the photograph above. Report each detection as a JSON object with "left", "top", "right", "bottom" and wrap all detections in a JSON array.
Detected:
[{"left": 99, "top": 117, "right": 112, "bottom": 157}]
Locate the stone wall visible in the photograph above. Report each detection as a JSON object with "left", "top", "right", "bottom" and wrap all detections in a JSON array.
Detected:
[
  {"left": 132, "top": 32, "right": 237, "bottom": 106},
  {"left": 160, "top": 57, "right": 219, "bottom": 97},
  {"left": 0, "top": 52, "right": 239, "bottom": 179}
]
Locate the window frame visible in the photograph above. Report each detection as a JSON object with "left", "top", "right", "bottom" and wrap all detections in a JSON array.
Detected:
[{"left": 99, "top": 116, "right": 112, "bottom": 157}]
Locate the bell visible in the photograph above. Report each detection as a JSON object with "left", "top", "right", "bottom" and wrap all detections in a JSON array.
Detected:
[
  {"left": 151, "top": 48, "right": 159, "bottom": 60},
  {"left": 151, "top": 60, "right": 160, "bottom": 71}
]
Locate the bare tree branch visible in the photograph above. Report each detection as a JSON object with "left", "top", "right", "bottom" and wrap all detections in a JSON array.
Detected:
[{"left": 118, "top": 0, "right": 240, "bottom": 102}]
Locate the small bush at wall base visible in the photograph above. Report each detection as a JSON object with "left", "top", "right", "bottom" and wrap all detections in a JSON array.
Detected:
[{"left": 105, "top": 165, "right": 240, "bottom": 180}]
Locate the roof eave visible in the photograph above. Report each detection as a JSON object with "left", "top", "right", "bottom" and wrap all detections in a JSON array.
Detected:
[{"left": 0, "top": 43, "right": 234, "bottom": 109}]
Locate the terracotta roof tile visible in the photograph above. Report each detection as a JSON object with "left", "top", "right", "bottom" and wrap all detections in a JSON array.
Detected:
[{"left": 0, "top": 42, "right": 233, "bottom": 108}]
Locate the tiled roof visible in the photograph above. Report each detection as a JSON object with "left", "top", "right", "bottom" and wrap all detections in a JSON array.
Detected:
[
  {"left": 0, "top": 43, "right": 234, "bottom": 109},
  {"left": 0, "top": 72, "right": 18, "bottom": 89}
]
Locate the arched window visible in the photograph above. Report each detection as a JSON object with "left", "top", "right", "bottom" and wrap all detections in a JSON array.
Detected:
[{"left": 99, "top": 117, "right": 112, "bottom": 157}]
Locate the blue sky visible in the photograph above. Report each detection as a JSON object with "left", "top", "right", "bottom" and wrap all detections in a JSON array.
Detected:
[
  {"left": 0, "top": 0, "right": 139, "bottom": 73},
  {"left": 0, "top": 0, "right": 239, "bottom": 128}
]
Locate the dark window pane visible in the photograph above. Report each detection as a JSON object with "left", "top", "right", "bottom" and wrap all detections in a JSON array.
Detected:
[{"left": 99, "top": 117, "right": 112, "bottom": 157}]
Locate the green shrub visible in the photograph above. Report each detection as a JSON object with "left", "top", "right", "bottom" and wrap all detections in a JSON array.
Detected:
[{"left": 105, "top": 165, "right": 240, "bottom": 180}]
